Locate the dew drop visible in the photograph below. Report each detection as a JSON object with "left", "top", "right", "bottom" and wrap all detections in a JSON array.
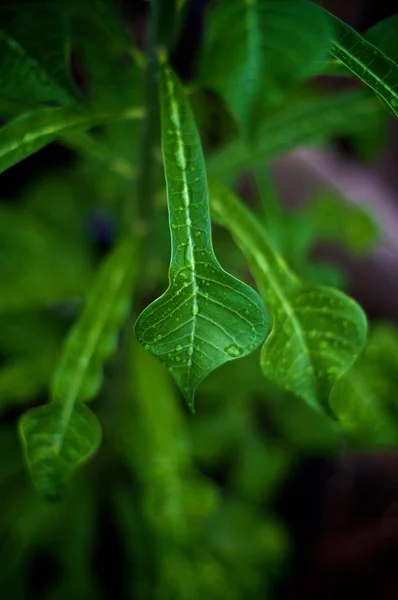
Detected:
[
  {"left": 250, "top": 327, "right": 255, "bottom": 333},
  {"left": 191, "top": 305, "right": 199, "bottom": 316},
  {"left": 175, "top": 356, "right": 181, "bottom": 362},
  {"left": 245, "top": 310, "right": 249, "bottom": 315},
  {"left": 195, "top": 231, "right": 201, "bottom": 238},
  {"left": 144, "top": 344, "right": 150, "bottom": 350},
  {"left": 249, "top": 344, "right": 254, "bottom": 351},
  {"left": 224, "top": 344, "right": 243, "bottom": 357},
  {"left": 180, "top": 269, "right": 189, "bottom": 280},
  {"left": 187, "top": 347, "right": 193, "bottom": 356},
  {"left": 176, "top": 344, "right": 183, "bottom": 351},
  {"left": 171, "top": 224, "right": 177, "bottom": 230}
]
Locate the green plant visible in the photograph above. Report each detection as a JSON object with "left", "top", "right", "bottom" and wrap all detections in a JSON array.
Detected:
[{"left": 1, "top": 0, "right": 398, "bottom": 597}]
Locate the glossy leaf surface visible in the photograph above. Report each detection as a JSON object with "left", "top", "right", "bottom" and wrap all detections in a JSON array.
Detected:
[
  {"left": 0, "top": 3, "right": 80, "bottom": 105},
  {"left": 210, "top": 183, "right": 367, "bottom": 412},
  {"left": 19, "top": 238, "right": 137, "bottom": 497},
  {"left": 199, "top": 0, "right": 331, "bottom": 133},
  {"left": 135, "top": 66, "right": 268, "bottom": 409},
  {"left": 327, "top": 11, "right": 398, "bottom": 116}
]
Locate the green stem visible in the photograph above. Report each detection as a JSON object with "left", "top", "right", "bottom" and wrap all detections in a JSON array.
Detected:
[{"left": 132, "top": 0, "right": 164, "bottom": 234}]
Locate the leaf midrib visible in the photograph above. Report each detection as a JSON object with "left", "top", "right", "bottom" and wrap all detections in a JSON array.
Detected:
[{"left": 166, "top": 73, "right": 199, "bottom": 386}]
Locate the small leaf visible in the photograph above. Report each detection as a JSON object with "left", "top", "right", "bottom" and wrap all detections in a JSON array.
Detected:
[
  {"left": 198, "top": 0, "right": 331, "bottom": 134},
  {"left": 135, "top": 65, "right": 268, "bottom": 410},
  {"left": 19, "top": 237, "right": 137, "bottom": 497},
  {"left": 210, "top": 182, "right": 367, "bottom": 412},
  {"left": 207, "top": 89, "right": 385, "bottom": 181},
  {"left": 0, "top": 105, "right": 144, "bottom": 176},
  {"left": 0, "top": 3, "right": 80, "bottom": 105},
  {"left": 327, "top": 10, "right": 398, "bottom": 117}
]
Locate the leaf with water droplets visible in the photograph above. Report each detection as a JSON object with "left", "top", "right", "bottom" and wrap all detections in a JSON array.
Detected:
[
  {"left": 19, "top": 237, "right": 137, "bottom": 498},
  {"left": 210, "top": 182, "right": 367, "bottom": 413},
  {"left": 134, "top": 65, "right": 268, "bottom": 410},
  {"left": 325, "top": 9, "right": 398, "bottom": 117}
]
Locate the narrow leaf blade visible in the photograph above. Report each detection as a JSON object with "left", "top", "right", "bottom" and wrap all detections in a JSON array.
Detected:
[
  {"left": 19, "top": 237, "right": 137, "bottom": 497},
  {"left": 135, "top": 65, "right": 268, "bottom": 409}
]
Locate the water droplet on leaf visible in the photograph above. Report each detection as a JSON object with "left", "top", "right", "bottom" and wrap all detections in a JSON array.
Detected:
[{"left": 224, "top": 344, "right": 243, "bottom": 357}]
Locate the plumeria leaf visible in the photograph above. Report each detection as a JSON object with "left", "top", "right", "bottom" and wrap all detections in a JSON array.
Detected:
[
  {"left": 19, "top": 238, "right": 137, "bottom": 498},
  {"left": 134, "top": 65, "right": 268, "bottom": 410},
  {"left": 210, "top": 182, "right": 367, "bottom": 412},
  {"left": 198, "top": 0, "right": 332, "bottom": 134}
]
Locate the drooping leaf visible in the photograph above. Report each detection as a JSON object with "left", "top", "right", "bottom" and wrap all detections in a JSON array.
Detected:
[
  {"left": 210, "top": 182, "right": 367, "bottom": 412},
  {"left": 207, "top": 89, "right": 385, "bottom": 181},
  {"left": 0, "top": 3, "right": 80, "bottom": 105},
  {"left": 19, "top": 237, "right": 137, "bottom": 498},
  {"left": 330, "top": 323, "right": 398, "bottom": 446},
  {"left": 326, "top": 10, "right": 398, "bottom": 117},
  {"left": 198, "top": 0, "right": 332, "bottom": 134},
  {"left": 135, "top": 65, "right": 268, "bottom": 410},
  {"left": 365, "top": 15, "right": 398, "bottom": 64},
  {"left": 0, "top": 104, "right": 144, "bottom": 176},
  {"left": 0, "top": 206, "right": 91, "bottom": 313}
]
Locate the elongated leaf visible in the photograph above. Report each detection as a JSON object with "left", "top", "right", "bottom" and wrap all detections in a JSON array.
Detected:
[
  {"left": 198, "top": 0, "right": 331, "bottom": 133},
  {"left": 135, "top": 65, "right": 268, "bottom": 410},
  {"left": 0, "top": 3, "right": 80, "bottom": 105},
  {"left": 210, "top": 182, "right": 367, "bottom": 412},
  {"left": 0, "top": 104, "right": 144, "bottom": 175},
  {"left": 207, "top": 89, "right": 385, "bottom": 181},
  {"left": 19, "top": 238, "right": 137, "bottom": 497},
  {"left": 327, "top": 11, "right": 398, "bottom": 117}
]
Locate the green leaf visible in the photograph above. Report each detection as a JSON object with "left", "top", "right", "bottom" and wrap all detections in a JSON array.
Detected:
[
  {"left": 365, "top": 15, "right": 398, "bottom": 64},
  {"left": 135, "top": 65, "right": 268, "bottom": 410},
  {"left": 327, "top": 10, "right": 398, "bottom": 117},
  {"left": 330, "top": 323, "right": 398, "bottom": 446},
  {"left": 0, "top": 104, "right": 144, "bottom": 176},
  {"left": 207, "top": 89, "right": 385, "bottom": 181},
  {"left": 198, "top": 0, "right": 331, "bottom": 134},
  {"left": 210, "top": 182, "right": 367, "bottom": 412},
  {"left": 0, "top": 3, "right": 80, "bottom": 105},
  {"left": 19, "top": 237, "right": 137, "bottom": 498}
]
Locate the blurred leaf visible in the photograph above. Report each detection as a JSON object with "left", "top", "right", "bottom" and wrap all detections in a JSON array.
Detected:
[
  {"left": 327, "top": 10, "right": 398, "bottom": 117},
  {"left": 365, "top": 14, "right": 398, "bottom": 64},
  {"left": 135, "top": 65, "right": 268, "bottom": 410},
  {"left": 330, "top": 323, "right": 398, "bottom": 446},
  {"left": 0, "top": 207, "right": 91, "bottom": 313},
  {"left": 198, "top": 0, "right": 331, "bottom": 134},
  {"left": 210, "top": 182, "right": 367, "bottom": 412},
  {"left": 19, "top": 237, "right": 138, "bottom": 498},
  {"left": 0, "top": 2, "right": 81, "bottom": 106},
  {"left": 0, "top": 104, "right": 143, "bottom": 175},
  {"left": 207, "top": 89, "right": 385, "bottom": 181}
]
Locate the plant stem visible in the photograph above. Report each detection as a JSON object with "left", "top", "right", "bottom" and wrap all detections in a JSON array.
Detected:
[{"left": 132, "top": 0, "right": 164, "bottom": 235}]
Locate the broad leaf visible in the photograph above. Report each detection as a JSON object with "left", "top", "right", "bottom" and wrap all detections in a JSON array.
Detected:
[
  {"left": 0, "top": 104, "right": 144, "bottom": 175},
  {"left": 19, "top": 237, "right": 137, "bottom": 497},
  {"left": 207, "top": 89, "right": 385, "bottom": 181},
  {"left": 210, "top": 182, "right": 367, "bottom": 412},
  {"left": 198, "top": 0, "right": 332, "bottom": 134},
  {"left": 327, "top": 10, "right": 398, "bottom": 117},
  {"left": 330, "top": 324, "right": 398, "bottom": 446},
  {"left": 135, "top": 65, "right": 268, "bottom": 410},
  {"left": 0, "top": 3, "right": 80, "bottom": 105}
]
